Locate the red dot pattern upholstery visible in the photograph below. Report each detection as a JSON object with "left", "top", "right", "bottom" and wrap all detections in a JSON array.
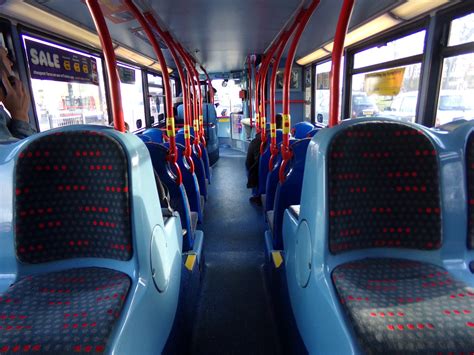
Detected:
[
  {"left": 328, "top": 122, "right": 441, "bottom": 254},
  {"left": 0, "top": 268, "right": 130, "bottom": 353},
  {"left": 15, "top": 131, "right": 132, "bottom": 263},
  {"left": 333, "top": 258, "right": 474, "bottom": 354},
  {"left": 466, "top": 132, "right": 474, "bottom": 249}
]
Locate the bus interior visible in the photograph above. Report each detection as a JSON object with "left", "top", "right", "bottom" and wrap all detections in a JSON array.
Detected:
[{"left": 0, "top": 0, "right": 474, "bottom": 354}]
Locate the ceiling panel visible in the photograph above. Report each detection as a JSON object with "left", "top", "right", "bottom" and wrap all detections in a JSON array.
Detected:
[{"left": 25, "top": 0, "right": 400, "bottom": 73}]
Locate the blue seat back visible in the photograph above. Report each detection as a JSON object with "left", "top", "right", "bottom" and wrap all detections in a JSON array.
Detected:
[
  {"left": 172, "top": 143, "right": 203, "bottom": 222},
  {"left": 265, "top": 147, "right": 282, "bottom": 212},
  {"left": 142, "top": 128, "right": 164, "bottom": 143},
  {"left": 145, "top": 142, "right": 195, "bottom": 250},
  {"left": 272, "top": 139, "right": 311, "bottom": 249},
  {"left": 177, "top": 127, "right": 195, "bottom": 137},
  {"left": 257, "top": 129, "right": 283, "bottom": 195},
  {"left": 202, "top": 103, "right": 218, "bottom": 178},
  {"left": 292, "top": 122, "right": 314, "bottom": 139},
  {"left": 175, "top": 133, "right": 208, "bottom": 199}
]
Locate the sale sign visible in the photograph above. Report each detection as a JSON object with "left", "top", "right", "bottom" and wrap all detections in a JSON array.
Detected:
[{"left": 24, "top": 38, "right": 99, "bottom": 85}]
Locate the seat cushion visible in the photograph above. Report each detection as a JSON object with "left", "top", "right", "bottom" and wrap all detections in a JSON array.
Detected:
[
  {"left": 0, "top": 268, "right": 130, "bottom": 353},
  {"left": 332, "top": 258, "right": 474, "bottom": 353}
]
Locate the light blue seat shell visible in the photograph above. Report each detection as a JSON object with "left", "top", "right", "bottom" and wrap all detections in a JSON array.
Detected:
[
  {"left": 282, "top": 118, "right": 474, "bottom": 354},
  {"left": 0, "top": 125, "right": 183, "bottom": 353}
]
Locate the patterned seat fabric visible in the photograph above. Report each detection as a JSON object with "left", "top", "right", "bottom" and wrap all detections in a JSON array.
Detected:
[
  {"left": 466, "top": 132, "right": 474, "bottom": 249},
  {"left": 0, "top": 268, "right": 130, "bottom": 353},
  {"left": 328, "top": 122, "right": 441, "bottom": 254},
  {"left": 15, "top": 131, "right": 132, "bottom": 263},
  {"left": 333, "top": 258, "right": 474, "bottom": 354}
]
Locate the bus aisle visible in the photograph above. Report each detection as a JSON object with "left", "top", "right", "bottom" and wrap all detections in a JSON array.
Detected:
[{"left": 190, "top": 147, "right": 282, "bottom": 355}]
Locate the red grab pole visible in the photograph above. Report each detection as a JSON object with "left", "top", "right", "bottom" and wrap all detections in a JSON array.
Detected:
[
  {"left": 124, "top": 0, "right": 182, "bottom": 184},
  {"left": 280, "top": 0, "right": 319, "bottom": 182},
  {"left": 258, "top": 43, "right": 279, "bottom": 154},
  {"left": 144, "top": 13, "right": 195, "bottom": 172},
  {"left": 329, "top": 0, "right": 355, "bottom": 127},
  {"left": 247, "top": 56, "right": 253, "bottom": 128},
  {"left": 85, "top": 0, "right": 125, "bottom": 132}
]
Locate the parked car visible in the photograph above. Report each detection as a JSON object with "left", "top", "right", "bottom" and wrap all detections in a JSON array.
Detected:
[{"left": 384, "top": 90, "right": 474, "bottom": 125}]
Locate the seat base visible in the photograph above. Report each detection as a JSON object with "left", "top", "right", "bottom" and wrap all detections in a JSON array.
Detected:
[
  {"left": 333, "top": 258, "right": 474, "bottom": 354},
  {"left": 0, "top": 268, "right": 130, "bottom": 353}
]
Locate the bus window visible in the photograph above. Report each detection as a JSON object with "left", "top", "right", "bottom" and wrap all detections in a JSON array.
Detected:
[
  {"left": 314, "top": 59, "right": 343, "bottom": 125},
  {"left": 147, "top": 73, "right": 164, "bottom": 125},
  {"left": 118, "top": 64, "right": 144, "bottom": 131},
  {"left": 351, "top": 31, "right": 425, "bottom": 122},
  {"left": 448, "top": 12, "right": 474, "bottom": 46},
  {"left": 436, "top": 12, "right": 474, "bottom": 126},
  {"left": 22, "top": 35, "right": 108, "bottom": 131}
]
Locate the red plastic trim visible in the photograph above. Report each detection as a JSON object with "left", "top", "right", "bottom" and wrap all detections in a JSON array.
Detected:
[
  {"left": 124, "top": 1, "right": 183, "bottom": 183},
  {"left": 85, "top": 0, "right": 125, "bottom": 132},
  {"left": 329, "top": 0, "right": 355, "bottom": 127}
]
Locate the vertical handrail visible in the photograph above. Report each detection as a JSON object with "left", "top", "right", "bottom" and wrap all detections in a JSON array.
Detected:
[
  {"left": 247, "top": 56, "right": 253, "bottom": 129},
  {"left": 280, "top": 0, "right": 319, "bottom": 182},
  {"left": 329, "top": 0, "right": 355, "bottom": 127},
  {"left": 268, "top": 30, "right": 292, "bottom": 171},
  {"left": 188, "top": 57, "right": 206, "bottom": 148},
  {"left": 144, "top": 12, "right": 195, "bottom": 174},
  {"left": 124, "top": 0, "right": 182, "bottom": 184},
  {"left": 255, "top": 69, "right": 261, "bottom": 134},
  {"left": 85, "top": 0, "right": 125, "bottom": 132},
  {"left": 177, "top": 44, "right": 204, "bottom": 155},
  {"left": 257, "top": 43, "right": 279, "bottom": 154}
]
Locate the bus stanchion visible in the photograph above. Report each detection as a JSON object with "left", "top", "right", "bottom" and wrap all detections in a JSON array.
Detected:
[{"left": 279, "top": 0, "right": 320, "bottom": 182}]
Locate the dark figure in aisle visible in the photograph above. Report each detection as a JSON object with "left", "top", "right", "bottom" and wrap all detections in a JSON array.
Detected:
[{"left": 245, "top": 113, "right": 282, "bottom": 205}]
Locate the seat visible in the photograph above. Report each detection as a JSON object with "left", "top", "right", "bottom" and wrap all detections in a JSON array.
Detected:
[
  {"left": 174, "top": 143, "right": 204, "bottom": 223},
  {"left": 145, "top": 142, "right": 198, "bottom": 251},
  {"left": 142, "top": 128, "right": 164, "bottom": 143},
  {"left": 264, "top": 143, "right": 283, "bottom": 213},
  {"left": 270, "top": 138, "right": 311, "bottom": 250},
  {"left": 203, "top": 103, "right": 219, "bottom": 169},
  {"left": 291, "top": 122, "right": 314, "bottom": 139},
  {"left": 176, "top": 132, "right": 208, "bottom": 200},
  {"left": 332, "top": 258, "right": 474, "bottom": 354},
  {"left": 0, "top": 127, "right": 182, "bottom": 353},
  {"left": 283, "top": 119, "right": 474, "bottom": 354},
  {"left": 0, "top": 268, "right": 130, "bottom": 353},
  {"left": 257, "top": 129, "right": 283, "bottom": 196}
]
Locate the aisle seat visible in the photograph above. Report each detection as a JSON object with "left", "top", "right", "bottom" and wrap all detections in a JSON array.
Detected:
[
  {"left": 264, "top": 143, "right": 283, "bottom": 213},
  {"left": 268, "top": 138, "right": 311, "bottom": 250},
  {"left": 142, "top": 128, "right": 164, "bottom": 143},
  {"left": 257, "top": 129, "right": 283, "bottom": 196},
  {"left": 203, "top": 103, "right": 218, "bottom": 171},
  {"left": 283, "top": 119, "right": 474, "bottom": 354},
  {"left": 291, "top": 122, "right": 314, "bottom": 139},
  {"left": 0, "top": 127, "right": 182, "bottom": 353},
  {"left": 145, "top": 142, "right": 198, "bottom": 251},
  {"left": 176, "top": 131, "right": 208, "bottom": 200}
]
